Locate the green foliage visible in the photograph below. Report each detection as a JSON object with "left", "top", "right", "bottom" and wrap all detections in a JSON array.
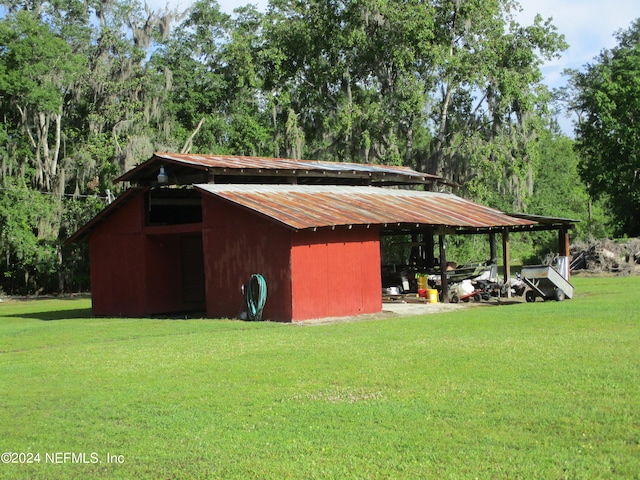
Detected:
[
  {"left": 444, "top": 234, "right": 495, "bottom": 265},
  {"left": 262, "top": 0, "right": 438, "bottom": 162},
  {"left": 59, "top": 196, "right": 106, "bottom": 292},
  {"left": 0, "top": 276, "right": 639, "bottom": 478},
  {"left": 570, "top": 18, "right": 640, "bottom": 236},
  {"left": 0, "top": 11, "right": 84, "bottom": 114},
  {"left": 0, "top": 9, "right": 87, "bottom": 194},
  {"left": 530, "top": 128, "right": 613, "bottom": 243},
  {"left": 429, "top": 3, "right": 567, "bottom": 213},
  {"left": 0, "top": 183, "right": 59, "bottom": 293}
]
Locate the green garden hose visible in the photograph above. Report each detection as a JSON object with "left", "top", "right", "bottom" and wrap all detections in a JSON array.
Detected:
[{"left": 245, "top": 274, "right": 267, "bottom": 321}]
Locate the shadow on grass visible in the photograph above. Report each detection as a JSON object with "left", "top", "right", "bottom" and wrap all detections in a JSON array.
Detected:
[
  {"left": 1, "top": 307, "right": 212, "bottom": 322},
  {"left": 0, "top": 307, "right": 94, "bottom": 321},
  {"left": 0, "top": 295, "right": 93, "bottom": 321}
]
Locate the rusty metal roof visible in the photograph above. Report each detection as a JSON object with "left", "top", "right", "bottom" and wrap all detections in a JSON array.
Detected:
[
  {"left": 195, "top": 184, "right": 537, "bottom": 231},
  {"left": 117, "top": 152, "right": 454, "bottom": 187},
  {"left": 499, "top": 213, "right": 579, "bottom": 232}
]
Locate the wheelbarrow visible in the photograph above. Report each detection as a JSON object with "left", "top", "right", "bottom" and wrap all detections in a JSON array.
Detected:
[{"left": 520, "top": 265, "right": 574, "bottom": 302}]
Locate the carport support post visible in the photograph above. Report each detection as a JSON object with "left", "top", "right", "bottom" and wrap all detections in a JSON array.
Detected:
[
  {"left": 425, "top": 228, "right": 435, "bottom": 269},
  {"left": 559, "top": 227, "right": 571, "bottom": 281},
  {"left": 489, "top": 232, "right": 497, "bottom": 265},
  {"left": 502, "top": 228, "right": 511, "bottom": 299},
  {"left": 439, "top": 234, "right": 449, "bottom": 303}
]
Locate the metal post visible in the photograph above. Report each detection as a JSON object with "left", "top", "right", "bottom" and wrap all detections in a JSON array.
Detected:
[
  {"left": 425, "top": 229, "right": 435, "bottom": 269},
  {"left": 439, "top": 234, "right": 449, "bottom": 303},
  {"left": 559, "top": 227, "right": 571, "bottom": 281},
  {"left": 489, "top": 232, "right": 497, "bottom": 265},
  {"left": 502, "top": 228, "right": 511, "bottom": 299}
]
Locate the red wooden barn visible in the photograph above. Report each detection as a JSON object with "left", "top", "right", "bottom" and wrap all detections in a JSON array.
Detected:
[{"left": 68, "top": 153, "right": 574, "bottom": 322}]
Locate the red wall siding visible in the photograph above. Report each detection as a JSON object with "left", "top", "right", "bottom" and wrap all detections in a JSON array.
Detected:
[
  {"left": 290, "top": 226, "right": 382, "bottom": 320},
  {"left": 201, "top": 196, "right": 293, "bottom": 321},
  {"left": 90, "top": 190, "right": 382, "bottom": 321},
  {"left": 89, "top": 194, "right": 146, "bottom": 316},
  {"left": 89, "top": 192, "right": 205, "bottom": 316}
]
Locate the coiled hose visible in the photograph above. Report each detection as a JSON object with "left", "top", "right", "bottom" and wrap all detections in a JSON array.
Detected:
[{"left": 245, "top": 274, "right": 267, "bottom": 321}]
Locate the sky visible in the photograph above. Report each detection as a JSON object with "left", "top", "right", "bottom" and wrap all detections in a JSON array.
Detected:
[
  {"left": 515, "top": 0, "right": 640, "bottom": 131},
  {"left": 515, "top": 0, "right": 640, "bottom": 86}
]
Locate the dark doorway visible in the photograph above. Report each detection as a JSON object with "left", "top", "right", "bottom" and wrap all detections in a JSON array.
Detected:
[{"left": 181, "top": 235, "right": 206, "bottom": 309}]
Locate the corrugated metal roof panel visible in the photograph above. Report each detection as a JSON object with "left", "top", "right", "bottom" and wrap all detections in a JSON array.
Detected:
[
  {"left": 155, "top": 152, "right": 426, "bottom": 177},
  {"left": 116, "top": 152, "right": 453, "bottom": 185},
  {"left": 508, "top": 213, "right": 580, "bottom": 224},
  {"left": 195, "top": 184, "right": 536, "bottom": 231}
]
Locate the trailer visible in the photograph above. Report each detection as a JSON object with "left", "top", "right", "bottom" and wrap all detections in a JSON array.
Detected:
[{"left": 520, "top": 265, "right": 574, "bottom": 302}]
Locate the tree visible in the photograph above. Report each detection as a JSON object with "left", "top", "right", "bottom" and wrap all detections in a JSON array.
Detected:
[
  {"left": 152, "top": 0, "right": 230, "bottom": 152},
  {"left": 263, "top": 0, "right": 436, "bottom": 164},
  {"left": 221, "top": 5, "right": 272, "bottom": 156},
  {"left": 261, "top": 0, "right": 567, "bottom": 206},
  {"left": 528, "top": 125, "right": 611, "bottom": 246},
  {"left": 0, "top": 0, "right": 181, "bottom": 293},
  {"left": 0, "top": 10, "right": 85, "bottom": 193},
  {"left": 0, "top": 180, "right": 58, "bottom": 294},
  {"left": 428, "top": 2, "right": 567, "bottom": 212},
  {"left": 568, "top": 18, "right": 640, "bottom": 236}
]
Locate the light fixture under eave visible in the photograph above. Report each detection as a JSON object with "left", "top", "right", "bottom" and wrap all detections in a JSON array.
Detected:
[{"left": 157, "top": 165, "right": 169, "bottom": 185}]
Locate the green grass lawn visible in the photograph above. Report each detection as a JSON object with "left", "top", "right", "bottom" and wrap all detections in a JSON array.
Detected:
[{"left": 1, "top": 276, "right": 639, "bottom": 479}]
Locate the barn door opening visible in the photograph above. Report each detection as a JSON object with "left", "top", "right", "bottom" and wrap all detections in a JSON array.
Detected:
[{"left": 181, "top": 235, "right": 206, "bottom": 310}]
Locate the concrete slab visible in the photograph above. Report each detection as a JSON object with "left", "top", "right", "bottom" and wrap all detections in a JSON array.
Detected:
[
  {"left": 293, "top": 298, "right": 491, "bottom": 326},
  {"left": 381, "top": 300, "right": 472, "bottom": 316}
]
